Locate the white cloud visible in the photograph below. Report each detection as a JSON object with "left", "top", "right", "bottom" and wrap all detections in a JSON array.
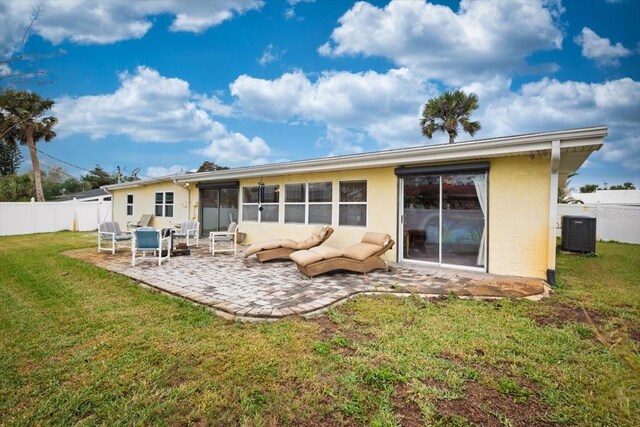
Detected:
[
  {"left": 467, "top": 77, "right": 640, "bottom": 171},
  {"left": 257, "top": 44, "right": 285, "bottom": 66},
  {"left": 284, "top": 0, "right": 315, "bottom": 19},
  {"left": 145, "top": 165, "right": 189, "bottom": 178},
  {"left": 319, "top": 0, "right": 564, "bottom": 84},
  {"left": 55, "top": 66, "right": 226, "bottom": 142},
  {"left": 0, "top": 0, "right": 263, "bottom": 48},
  {"left": 194, "top": 94, "right": 235, "bottom": 117},
  {"left": 230, "top": 68, "right": 436, "bottom": 153},
  {"left": 194, "top": 133, "right": 271, "bottom": 165},
  {"left": 54, "top": 66, "right": 272, "bottom": 167},
  {"left": 574, "top": 27, "right": 633, "bottom": 67}
]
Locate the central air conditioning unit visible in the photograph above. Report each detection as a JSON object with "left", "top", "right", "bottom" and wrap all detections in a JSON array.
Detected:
[{"left": 561, "top": 215, "right": 596, "bottom": 253}]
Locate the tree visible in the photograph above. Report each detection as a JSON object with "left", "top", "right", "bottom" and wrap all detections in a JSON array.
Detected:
[
  {"left": 0, "top": 139, "right": 22, "bottom": 176},
  {"left": 0, "top": 89, "right": 57, "bottom": 201},
  {"left": 609, "top": 182, "right": 636, "bottom": 190},
  {"left": 579, "top": 184, "right": 599, "bottom": 193},
  {"left": 558, "top": 172, "right": 580, "bottom": 203},
  {"left": 197, "top": 161, "right": 229, "bottom": 172},
  {"left": 1, "top": 4, "right": 53, "bottom": 89},
  {"left": 81, "top": 164, "right": 140, "bottom": 189},
  {"left": 0, "top": 172, "right": 33, "bottom": 201},
  {"left": 420, "top": 90, "right": 481, "bottom": 144}
]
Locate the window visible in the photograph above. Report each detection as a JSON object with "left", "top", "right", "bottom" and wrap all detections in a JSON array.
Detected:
[
  {"left": 285, "top": 183, "right": 305, "bottom": 224},
  {"left": 260, "top": 185, "right": 279, "bottom": 222},
  {"left": 242, "top": 185, "right": 279, "bottom": 223},
  {"left": 339, "top": 181, "right": 367, "bottom": 227},
  {"left": 126, "top": 194, "right": 134, "bottom": 216},
  {"left": 154, "top": 191, "right": 174, "bottom": 217},
  {"left": 308, "top": 182, "right": 332, "bottom": 225},
  {"left": 242, "top": 186, "right": 259, "bottom": 222}
]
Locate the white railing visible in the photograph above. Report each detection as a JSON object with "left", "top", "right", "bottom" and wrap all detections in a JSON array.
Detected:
[
  {"left": 556, "top": 203, "right": 640, "bottom": 244},
  {"left": 0, "top": 198, "right": 112, "bottom": 236}
]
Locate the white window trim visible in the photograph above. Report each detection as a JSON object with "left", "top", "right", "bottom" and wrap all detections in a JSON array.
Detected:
[
  {"left": 338, "top": 180, "right": 368, "bottom": 228},
  {"left": 155, "top": 191, "right": 174, "bottom": 218},
  {"left": 126, "top": 193, "right": 134, "bottom": 216},
  {"left": 307, "top": 181, "right": 333, "bottom": 226},
  {"left": 241, "top": 185, "right": 280, "bottom": 223},
  {"left": 284, "top": 183, "right": 307, "bottom": 225}
]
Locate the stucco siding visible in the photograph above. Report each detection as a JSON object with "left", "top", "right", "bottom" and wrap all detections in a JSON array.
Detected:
[
  {"left": 111, "top": 181, "right": 191, "bottom": 229},
  {"left": 488, "top": 156, "right": 551, "bottom": 279},
  {"left": 238, "top": 167, "right": 398, "bottom": 261}
]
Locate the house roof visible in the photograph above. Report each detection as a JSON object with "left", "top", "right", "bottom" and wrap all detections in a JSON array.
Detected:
[
  {"left": 55, "top": 188, "right": 110, "bottom": 201},
  {"left": 103, "top": 125, "right": 607, "bottom": 191}
]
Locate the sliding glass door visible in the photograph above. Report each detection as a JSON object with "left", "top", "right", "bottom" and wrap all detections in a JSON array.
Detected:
[
  {"left": 402, "top": 172, "right": 487, "bottom": 270},
  {"left": 200, "top": 186, "right": 239, "bottom": 236}
]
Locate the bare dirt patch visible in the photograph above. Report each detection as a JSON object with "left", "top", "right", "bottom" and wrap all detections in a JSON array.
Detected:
[
  {"left": 435, "top": 380, "right": 554, "bottom": 427},
  {"left": 392, "top": 383, "right": 424, "bottom": 427},
  {"left": 531, "top": 302, "right": 607, "bottom": 328}
]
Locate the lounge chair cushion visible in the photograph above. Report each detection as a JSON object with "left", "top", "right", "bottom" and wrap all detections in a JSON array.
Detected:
[
  {"left": 244, "top": 239, "right": 299, "bottom": 257},
  {"left": 309, "top": 245, "right": 343, "bottom": 259},
  {"left": 343, "top": 242, "right": 384, "bottom": 261},
  {"left": 289, "top": 250, "right": 324, "bottom": 267},
  {"left": 361, "top": 232, "right": 392, "bottom": 247}
]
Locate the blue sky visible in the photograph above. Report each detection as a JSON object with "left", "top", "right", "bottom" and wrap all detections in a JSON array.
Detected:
[{"left": 1, "top": 0, "right": 638, "bottom": 190}]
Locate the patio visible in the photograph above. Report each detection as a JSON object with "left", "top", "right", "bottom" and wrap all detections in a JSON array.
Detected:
[{"left": 65, "top": 244, "right": 548, "bottom": 320}]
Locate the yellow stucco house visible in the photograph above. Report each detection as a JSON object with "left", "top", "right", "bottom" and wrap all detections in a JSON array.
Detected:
[{"left": 104, "top": 126, "right": 607, "bottom": 283}]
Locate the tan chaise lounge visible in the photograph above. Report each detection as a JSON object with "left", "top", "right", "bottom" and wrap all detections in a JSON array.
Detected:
[
  {"left": 290, "top": 232, "right": 395, "bottom": 277},
  {"left": 244, "top": 226, "right": 334, "bottom": 262}
]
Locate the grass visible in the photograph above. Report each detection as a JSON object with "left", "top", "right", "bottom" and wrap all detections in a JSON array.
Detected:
[{"left": 1, "top": 232, "right": 639, "bottom": 426}]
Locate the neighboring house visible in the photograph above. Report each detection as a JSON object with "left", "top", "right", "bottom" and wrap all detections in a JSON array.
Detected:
[
  {"left": 55, "top": 188, "right": 112, "bottom": 203},
  {"left": 571, "top": 189, "right": 640, "bottom": 206},
  {"left": 104, "top": 126, "right": 607, "bottom": 282}
]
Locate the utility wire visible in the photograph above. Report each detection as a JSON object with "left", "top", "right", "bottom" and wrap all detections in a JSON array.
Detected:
[{"left": 33, "top": 146, "right": 93, "bottom": 173}]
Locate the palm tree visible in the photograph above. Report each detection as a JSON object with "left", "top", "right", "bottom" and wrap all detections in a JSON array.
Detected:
[
  {"left": 420, "top": 90, "right": 481, "bottom": 144},
  {"left": 0, "top": 89, "right": 57, "bottom": 201}
]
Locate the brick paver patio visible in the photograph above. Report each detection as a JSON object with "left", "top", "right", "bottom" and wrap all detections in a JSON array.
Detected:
[{"left": 65, "top": 244, "right": 547, "bottom": 320}]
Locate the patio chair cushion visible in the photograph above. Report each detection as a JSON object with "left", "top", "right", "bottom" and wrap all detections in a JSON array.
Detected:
[
  {"left": 343, "top": 242, "right": 384, "bottom": 262},
  {"left": 114, "top": 235, "right": 132, "bottom": 241},
  {"left": 135, "top": 228, "right": 159, "bottom": 250},
  {"left": 289, "top": 250, "right": 324, "bottom": 267},
  {"left": 297, "top": 234, "right": 325, "bottom": 250},
  {"left": 244, "top": 239, "right": 298, "bottom": 256},
  {"left": 309, "top": 245, "right": 343, "bottom": 259},
  {"left": 361, "top": 232, "right": 391, "bottom": 247}
]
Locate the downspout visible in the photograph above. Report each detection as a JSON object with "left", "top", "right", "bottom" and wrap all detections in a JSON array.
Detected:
[{"left": 547, "top": 140, "right": 561, "bottom": 286}]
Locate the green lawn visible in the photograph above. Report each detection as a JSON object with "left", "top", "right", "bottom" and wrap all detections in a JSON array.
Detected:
[{"left": 1, "top": 232, "right": 638, "bottom": 426}]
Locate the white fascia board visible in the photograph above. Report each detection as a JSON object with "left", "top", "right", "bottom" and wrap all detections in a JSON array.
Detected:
[{"left": 178, "top": 126, "right": 606, "bottom": 184}]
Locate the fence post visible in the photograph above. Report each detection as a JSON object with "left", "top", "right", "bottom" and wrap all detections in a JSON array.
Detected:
[
  {"left": 30, "top": 197, "right": 35, "bottom": 234},
  {"left": 72, "top": 197, "right": 78, "bottom": 232}
]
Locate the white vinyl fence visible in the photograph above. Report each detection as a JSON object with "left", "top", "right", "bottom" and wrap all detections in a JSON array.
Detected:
[
  {"left": 0, "top": 198, "right": 112, "bottom": 236},
  {"left": 556, "top": 203, "right": 640, "bottom": 244}
]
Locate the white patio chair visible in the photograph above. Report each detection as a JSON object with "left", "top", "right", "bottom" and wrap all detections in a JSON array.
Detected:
[
  {"left": 132, "top": 227, "right": 171, "bottom": 266},
  {"left": 98, "top": 221, "right": 132, "bottom": 254},
  {"left": 209, "top": 222, "right": 238, "bottom": 255},
  {"left": 127, "top": 214, "right": 153, "bottom": 230},
  {"left": 174, "top": 220, "right": 199, "bottom": 247}
]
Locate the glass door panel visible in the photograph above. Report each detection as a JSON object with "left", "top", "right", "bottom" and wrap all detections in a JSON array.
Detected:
[
  {"left": 441, "top": 173, "right": 485, "bottom": 268},
  {"left": 403, "top": 175, "right": 440, "bottom": 263},
  {"left": 219, "top": 188, "right": 239, "bottom": 230},
  {"left": 201, "top": 187, "right": 239, "bottom": 235},
  {"left": 201, "top": 189, "right": 220, "bottom": 236}
]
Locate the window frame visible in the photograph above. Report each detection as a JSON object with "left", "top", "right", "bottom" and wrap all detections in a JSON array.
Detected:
[
  {"left": 154, "top": 191, "right": 174, "bottom": 218},
  {"left": 241, "top": 185, "right": 280, "bottom": 223},
  {"left": 284, "top": 183, "right": 307, "bottom": 224},
  {"left": 338, "top": 180, "right": 368, "bottom": 228},
  {"left": 241, "top": 186, "right": 259, "bottom": 222},
  {"left": 126, "top": 194, "right": 134, "bottom": 216},
  {"left": 307, "top": 181, "right": 333, "bottom": 226}
]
